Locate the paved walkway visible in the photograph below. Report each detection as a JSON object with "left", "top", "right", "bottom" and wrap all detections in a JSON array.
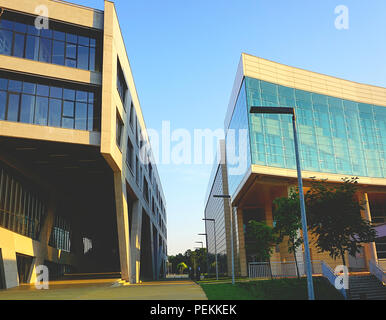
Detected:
[{"left": 0, "top": 279, "right": 208, "bottom": 300}]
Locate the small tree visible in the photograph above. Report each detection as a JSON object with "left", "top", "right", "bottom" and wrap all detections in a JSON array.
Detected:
[
  {"left": 273, "top": 189, "right": 303, "bottom": 278},
  {"left": 245, "top": 220, "right": 277, "bottom": 278},
  {"left": 177, "top": 262, "right": 188, "bottom": 274},
  {"left": 306, "top": 177, "right": 377, "bottom": 266}
]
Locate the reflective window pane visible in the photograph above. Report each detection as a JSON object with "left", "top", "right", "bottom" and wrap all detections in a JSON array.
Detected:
[
  {"left": 23, "top": 82, "right": 36, "bottom": 94},
  {"left": 0, "top": 78, "right": 7, "bottom": 90},
  {"left": 48, "top": 98, "right": 62, "bottom": 127},
  {"left": 50, "top": 87, "right": 62, "bottom": 99},
  {"left": 34, "top": 96, "right": 48, "bottom": 125},
  {"left": 75, "top": 102, "right": 87, "bottom": 130},
  {"left": 63, "top": 89, "right": 75, "bottom": 101},
  {"left": 0, "top": 91, "right": 6, "bottom": 120},
  {"left": 38, "top": 37, "right": 52, "bottom": 63},
  {"left": 62, "top": 117, "right": 74, "bottom": 129},
  {"left": 7, "top": 93, "right": 20, "bottom": 121},
  {"left": 13, "top": 22, "right": 27, "bottom": 33},
  {"left": 13, "top": 33, "right": 25, "bottom": 58},
  {"left": 20, "top": 94, "right": 35, "bottom": 124},
  {"left": 53, "top": 31, "right": 65, "bottom": 41},
  {"left": 0, "top": 29, "right": 13, "bottom": 55},
  {"left": 25, "top": 35, "right": 39, "bottom": 60},
  {"left": 52, "top": 40, "right": 65, "bottom": 65},
  {"left": 8, "top": 80, "right": 22, "bottom": 92},
  {"left": 77, "top": 45, "right": 89, "bottom": 70},
  {"left": 37, "top": 84, "right": 49, "bottom": 97},
  {"left": 76, "top": 91, "right": 87, "bottom": 103},
  {"left": 63, "top": 101, "right": 74, "bottom": 117}
]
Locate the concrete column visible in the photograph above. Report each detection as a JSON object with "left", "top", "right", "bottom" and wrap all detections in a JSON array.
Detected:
[
  {"left": 130, "top": 200, "right": 142, "bottom": 284},
  {"left": 236, "top": 208, "right": 247, "bottom": 277},
  {"left": 149, "top": 222, "right": 155, "bottom": 280},
  {"left": 113, "top": 172, "right": 131, "bottom": 282},
  {"left": 28, "top": 193, "right": 56, "bottom": 284},
  {"left": 359, "top": 192, "right": 378, "bottom": 268},
  {"left": 1, "top": 247, "right": 18, "bottom": 289}
]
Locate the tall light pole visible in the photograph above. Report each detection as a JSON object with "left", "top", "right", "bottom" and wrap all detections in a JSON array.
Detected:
[
  {"left": 203, "top": 218, "right": 218, "bottom": 280},
  {"left": 195, "top": 241, "right": 204, "bottom": 248},
  {"left": 250, "top": 106, "right": 315, "bottom": 300},
  {"left": 198, "top": 233, "right": 209, "bottom": 276},
  {"left": 214, "top": 194, "right": 235, "bottom": 285}
]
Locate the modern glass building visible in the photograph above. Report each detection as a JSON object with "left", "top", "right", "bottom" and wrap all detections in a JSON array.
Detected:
[
  {"left": 206, "top": 53, "right": 386, "bottom": 277},
  {"left": 0, "top": 0, "right": 167, "bottom": 289}
]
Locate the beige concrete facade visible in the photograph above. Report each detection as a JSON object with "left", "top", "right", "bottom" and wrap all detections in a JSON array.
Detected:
[{"left": 0, "top": 0, "right": 167, "bottom": 289}]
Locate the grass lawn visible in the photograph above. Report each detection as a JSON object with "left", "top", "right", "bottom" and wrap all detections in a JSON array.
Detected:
[{"left": 200, "top": 277, "right": 344, "bottom": 300}]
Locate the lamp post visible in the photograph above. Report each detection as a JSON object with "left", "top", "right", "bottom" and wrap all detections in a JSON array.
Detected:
[
  {"left": 250, "top": 106, "right": 315, "bottom": 300},
  {"left": 214, "top": 194, "right": 235, "bottom": 285},
  {"left": 195, "top": 241, "right": 204, "bottom": 248},
  {"left": 198, "top": 233, "right": 209, "bottom": 277},
  {"left": 203, "top": 218, "right": 218, "bottom": 280}
]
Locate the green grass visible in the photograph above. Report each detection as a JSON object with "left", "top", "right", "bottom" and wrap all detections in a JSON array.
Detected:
[{"left": 200, "top": 277, "right": 344, "bottom": 300}]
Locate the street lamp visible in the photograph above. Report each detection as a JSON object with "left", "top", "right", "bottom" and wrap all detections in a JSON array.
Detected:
[
  {"left": 198, "top": 233, "right": 209, "bottom": 276},
  {"left": 203, "top": 218, "right": 218, "bottom": 280},
  {"left": 213, "top": 194, "right": 235, "bottom": 285},
  {"left": 195, "top": 241, "right": 204, "bottom": 248},
  {"left": 250, "top": 106, "right": 315, "bottom": 300}
]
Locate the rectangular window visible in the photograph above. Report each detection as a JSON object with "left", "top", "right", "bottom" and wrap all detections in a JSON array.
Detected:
[
  {"left": 116, "top": 113, "right": 124, "bottom": 149},
  {"left": 48, "top": 98, "right": 62, "bottom": 127},
  {"left": 117, "top": 59, "right": 127, "bottom": 107},
  {"left": 127, "top": 138, "right": 134, "bottom": 171},
  {"left": 0, "top": 73, "right": 98, "bottom": 131},
  {"left": 34, "top": 96, "right": 48, "bottom": 125},
  {"left": 0, "top": 15, "right": 100, "bottom": 71},
  {"left": 7, "top": 93, "right": 20, "bottom": 121},
  {"left": 20, "top": 94, "right": 35, "bottom": 124}
]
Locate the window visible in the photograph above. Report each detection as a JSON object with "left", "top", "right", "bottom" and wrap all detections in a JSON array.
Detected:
[
  {"left": 0, "top": 13, "right": 100, "bottom": 71},
  {"left": 126, "top": 138, "right": 134, "bottom": 171},
  {"left": 117, "top": 59, "right": 127, "bottom": 107},
  {"left": 116, "top": 113, "right": 124, "bottom": 149},
  {"left": 0, "top": 73, "right": 98, "bottom": 131},
  {"left": 143, "top": 178, "right": 149, "bottom": 203}
]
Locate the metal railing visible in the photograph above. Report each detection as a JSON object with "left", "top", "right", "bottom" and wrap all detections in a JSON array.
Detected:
[
  {"left": 248, "top": 260, "right": 322, "bottom": 279},
  {"left": 369, "top": 260, "right": 386, "bottom": 285},
  {"left": 321, "top": 261, "right": 348, "bottom": 299}
]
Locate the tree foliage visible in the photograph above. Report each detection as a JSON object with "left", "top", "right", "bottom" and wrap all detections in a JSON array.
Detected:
[
  {"left": 306, "top": 177, "right": 376, "bottom": 266},
  {"left": 273, "top": 189, "right": 303, "bottom": 276},
  {"left": 245, "top": 220, "right": 277, "bottom": 262}
]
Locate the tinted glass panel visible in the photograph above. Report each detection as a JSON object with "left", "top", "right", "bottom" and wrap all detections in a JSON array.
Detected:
[
  {"left": 48, "top": 98, "right": 62, "bottom": 127},
  {"left": 75, "top": 102, "right": 87, "bottom": 130},
  {"left": 20, "top": 94, "right": 35, "bottom": 124},
  {"left": 25, "top": 35, "right": 39, "bottom": 60},
  {"left": 39, "top": 38, "right": 52, "bottom": 63},
  {"left": 35, "top": 96, "right": 48, "bottom": 125},
  {"left": 52, "top": 40, "right": 65, "bottom": 65},
  {"left": 63, "top": 101, "right": 74, "bottom": 117},
  {"left": 0, "top": 30, "right": 13, "bottom": 55},
  {"left": 77, "top": 46, "right": 89, "bottom": 70},
  {"left": 7, "top": 93, "right": 20, "bottom": 121},
  {"left": 13, "top": 33, "right": 25, "bottom": 58},
  {"left": 0, "top": 91, "right": 6, "bottom": 120}
]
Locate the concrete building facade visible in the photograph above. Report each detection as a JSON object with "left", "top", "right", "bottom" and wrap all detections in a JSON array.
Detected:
[
  {"left": 205, "top": 53, "right": 386, "bottom": 277},
  {"left": 0, "top": 0, "right": 167, "bottom": 289}
]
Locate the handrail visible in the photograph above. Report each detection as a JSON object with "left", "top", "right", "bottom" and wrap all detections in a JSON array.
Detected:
[
  {"left": 369, "top": 260, "right": 386, "bottom": 285},
  {"left": 321, "top": 261, "right": 348, "bottom": 299}
]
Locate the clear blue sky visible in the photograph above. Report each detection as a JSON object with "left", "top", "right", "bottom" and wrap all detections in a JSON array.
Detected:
[{"left": 70, "top": 0, "right": 386, "bottom": 255}]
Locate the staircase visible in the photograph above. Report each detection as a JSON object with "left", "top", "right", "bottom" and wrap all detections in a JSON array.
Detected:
[
  {"left": 349, "top": 275, "right": 386, "bottom": 300},
  {"left": 61, "top": 272, "right": 121, "bottom": 280}
]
